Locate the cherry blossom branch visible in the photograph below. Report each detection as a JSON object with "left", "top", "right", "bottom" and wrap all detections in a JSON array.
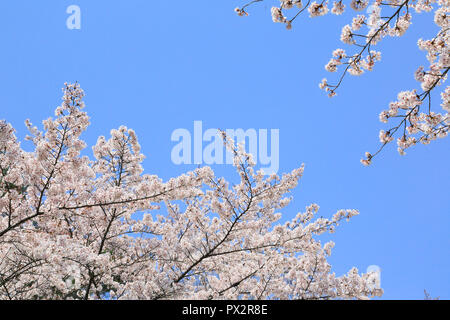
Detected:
[
  {"left": 235, "top": 1, "right": 449, "bottom": 164},
  {"left": 0, "top": 83, "right": 381, "bottom": 299}
]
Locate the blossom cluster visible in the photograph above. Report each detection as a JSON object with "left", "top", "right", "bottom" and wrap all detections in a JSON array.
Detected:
[
  {"left": 235, "top": 0, "right": 449, "bottom": 164},
  {"left": 0, "top": 84, "right": 381, "bottom": 299}
]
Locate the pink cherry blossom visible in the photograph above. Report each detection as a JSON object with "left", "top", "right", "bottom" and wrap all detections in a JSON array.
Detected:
[
  {"left": 0, "top": 84, "right": 382, "bottom": 300},
  {"left": 235, "top": 0, "right": 449, "bottom": 164}
]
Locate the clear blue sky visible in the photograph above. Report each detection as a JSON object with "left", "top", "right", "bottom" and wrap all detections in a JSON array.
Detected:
[{"left": 0, "top": 1, "right": 448, "bottom": 299}]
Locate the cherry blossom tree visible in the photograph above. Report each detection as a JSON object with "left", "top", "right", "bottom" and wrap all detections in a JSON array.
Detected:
[
  {"left": 0, "top": 83, "right": 381, "bottom": 300},
  {"left": 235, "top": 0, "right": 449, "bottom": 164}
]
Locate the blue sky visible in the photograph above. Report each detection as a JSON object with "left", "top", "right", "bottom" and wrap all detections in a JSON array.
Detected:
[{"left": 0, "top": 1, "right": 449, "bottom": 299}]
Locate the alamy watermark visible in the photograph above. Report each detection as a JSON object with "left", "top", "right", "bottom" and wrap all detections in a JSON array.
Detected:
[
  {"left": 171, "top": 121, "right": 280, "bottom": 175},
  {"left": 66, "top": 5, "right": 81, "bottom": 30}
]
